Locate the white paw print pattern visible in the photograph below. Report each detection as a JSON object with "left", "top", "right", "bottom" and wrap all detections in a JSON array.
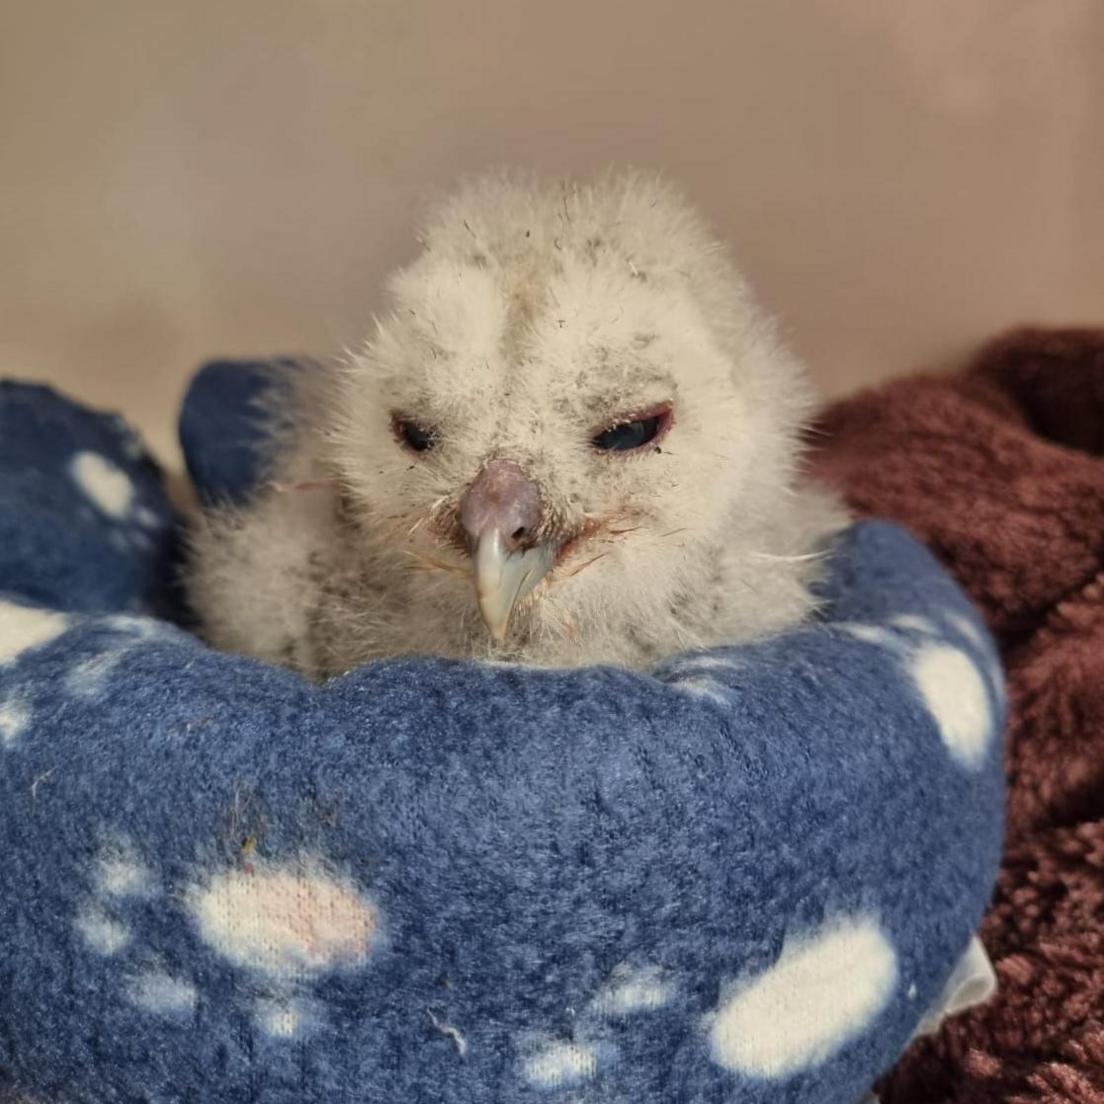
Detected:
[
  {"left": 65, "top": 650, "right": 131, "bottom": 699},
  {"left": 254, "top": 994, "right": 324, "bottom": 1040},
  {"left": 0, "top": 598, "right": 72, "bottom": 748},
  {"left": 189, "top": 859, "right": 378, "bottom": 1038},
  {"left": 69, "top": 450, "right": 163, "bottom": 549},
  {"left": 70, "top": 451, "right": 135, "bottom": 519},
  {"left": 909, "top": 645, "right": 992, "bottom": 768},
  {"left": 517, "top": 965, "right": 676, "bottom": 1091},
  {"left": 72, "top": 839, "right": 379, "bottom": 1038},
  {"left": 0, "top": 694, "right": 32, "bottom": 748},
  {"left": 590, "top": 965, "right": 675, "bottom": 1019},
  {"left": 77, "top": 839, "right": 198, "bottom": 1020},
  {"left": 64, "top": 615, "right": 180, "bottom": 700},
  {"left": 0, "top": 599, "right": 182, "bottom": 742},
  {"left": 516, "top": 940, "right": 899, "bottom": 1094},
  {"left": 186, "top": 862, "right": 378, "bottom": 978},
  {"left": 74, "top": 905, "right": 132, "bottom": 955},
  {"left": 127, "top": 971, "right": 199, "bottom": 1016},
  {"left": 887, "top": 614, "right": 938, "bottom": 635},
  {"left": 836, "top": 608, "right": 1002, "bottom": 770},
  {"left": 948, "top": 612, "right": 1005, "bottom": 710},
  {"left": 0, "top": 599, "right": 69, "bottom": 667},
  {"left": 75, "top": 840, "right": 157, "bottom": 960},
  {"left": 522, "top": 1041, "right": 608, "bottom": 1090},
  {"left": 708, "top": 915, "right": 898, "bottom": 1079}
]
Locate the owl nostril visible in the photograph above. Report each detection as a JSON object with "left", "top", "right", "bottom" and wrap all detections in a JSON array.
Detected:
[
  {"left": 504, "top": 524, "right": 536, "bottom": 552},
  {"left": 503, "top": 523, "right": 536, "bottom": 552},
  {"left": 460, "top": 460, "right": 543, "bottom": 552}
]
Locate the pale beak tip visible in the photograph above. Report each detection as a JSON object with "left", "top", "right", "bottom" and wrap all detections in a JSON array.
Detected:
[{"left": 471, "top": 530, "right": 555, "bottom": 644}]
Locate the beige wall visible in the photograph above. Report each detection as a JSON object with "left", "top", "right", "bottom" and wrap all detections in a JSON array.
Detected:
[{"left": 1, "top": 0, "right": 1101, "bottom": 464}]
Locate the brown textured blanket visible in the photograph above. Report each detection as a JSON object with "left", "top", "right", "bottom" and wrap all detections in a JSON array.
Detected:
[{"left": 814, "top": 328, "right": 1104, "bottom": 1103}]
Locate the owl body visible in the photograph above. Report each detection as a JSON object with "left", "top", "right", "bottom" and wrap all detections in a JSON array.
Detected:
[{"left": 185, "top": 172, "right": 847, "bottom": 678}]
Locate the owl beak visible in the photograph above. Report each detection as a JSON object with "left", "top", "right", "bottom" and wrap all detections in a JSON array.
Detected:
[
  {"left": 460, "top": 460, "right": 554, "bottom": 642},
  {"left": 470, "top": 530, "right": 556, "bottom": 643}
]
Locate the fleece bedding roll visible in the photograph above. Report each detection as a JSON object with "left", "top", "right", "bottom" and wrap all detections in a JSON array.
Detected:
[{"left": 0, "top": 370, "right": 1004, "bottom": 1104}]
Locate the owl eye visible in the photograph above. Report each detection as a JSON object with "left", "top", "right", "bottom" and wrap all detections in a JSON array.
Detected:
[
  {"left": 591, "top": 406, "right": 672, "bottom": 453},
  {"left": 392, "top": 415, "right": 438, "bottom": 453}
]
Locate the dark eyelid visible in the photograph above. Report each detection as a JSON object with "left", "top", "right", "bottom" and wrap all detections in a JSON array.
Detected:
[
  {"left": 590, "top": 402, "right": 673, "bottom": 453},
  {"left": 390, "top": 412, "right": 438, "bottom": 453}
]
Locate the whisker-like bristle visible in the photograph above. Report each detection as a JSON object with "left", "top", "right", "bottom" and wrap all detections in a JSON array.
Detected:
[
  {"left": 561, "top": 552, "right": 611, "bottom": 579},
  {"left": 749, "top": 549, "right": 828, "bottom": 563},
  {"left": 404, "top": 551, "right": 472, "bottom": 579},
  {"left": 267, "top": 478, "right": 340, "bottom": 495}
]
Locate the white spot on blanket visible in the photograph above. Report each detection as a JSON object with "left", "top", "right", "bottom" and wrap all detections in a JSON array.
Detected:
[
  {"left": 187, "top": 862, "right": 377, "bottom": 978},
  {"left": 837, "top": 623, "right": 899, "bottom": 649},
  {"left": 127, "top": 970, "right": 198, "bottom": 1015},
  {"left": 255, "top": 996, "right": 317, "bottom": 1039},
  {"left": 889, "top": 614, "right": 937, "bottom": 635},
  {"left": 0, "top": 696, "right": 31, "bottom": 747},
  {"left": 709, "top": 916, "right": 897, "bottom": 1078},
  {"left": 523, "top": 1042, "right": 601, "bottom": 1088},
  {"left": 70, "top": 451, "right": 134, "bottom": 519},
  {"left": 592, "top": 965, "right": 674, "bottom": 1017},
  {"left": 672, "top": 655, "right": 743, "bottom": 674},
  {"left": 948, "top": 612, "right": 985, "bottom": 650},
  {"left": 96, "top": 845, "right": 152, "bottom": 898},
  {"left": 65, "top": 620, "right": 180, "bottom": 699},
  {"left": 103, "top": 614, "right": 178, "bottom": 644},
  {"left": 134, "top": 505, "right": 161, "bottom": 530},
  {"left": 672, "top": 676, "right": 731, "bottom": 705},
  {"left": 66, "top": 649, "right": 128, "bottom": 698},
  {"left": 105, "top": 614, "right": 154, "bottom": 635},
  {"left": 0, "top": 600, "right": 68, "bottom": 664},
  {"left": 75, "top": 906, "right": 130, "bottom": 954},
  {"left": 911, "top": 644, "right": 991, "bottom": 768}
]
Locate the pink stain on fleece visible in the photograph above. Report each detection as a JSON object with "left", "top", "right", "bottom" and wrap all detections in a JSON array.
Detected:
[{"left": 187, "top": 862, "right": 377, "bottom": 978}]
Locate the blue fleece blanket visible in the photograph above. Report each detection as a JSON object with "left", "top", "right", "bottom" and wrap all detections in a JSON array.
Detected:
[{"left": 0, "top": 370, "right": 1005, "bottom": 1104}]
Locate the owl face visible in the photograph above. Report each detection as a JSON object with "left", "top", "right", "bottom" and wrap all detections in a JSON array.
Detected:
[{"left": 329, "top": 173, "right": 811, "bottom": 653}]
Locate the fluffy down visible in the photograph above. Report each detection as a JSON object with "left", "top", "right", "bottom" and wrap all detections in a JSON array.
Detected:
[{"left": 185, "top": 170, "right": 846, "bottom": 675}]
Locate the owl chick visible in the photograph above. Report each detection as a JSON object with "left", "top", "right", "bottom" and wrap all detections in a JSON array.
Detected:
[{"left": 184, "top": 171, "right": 847, "bottom": 677}]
